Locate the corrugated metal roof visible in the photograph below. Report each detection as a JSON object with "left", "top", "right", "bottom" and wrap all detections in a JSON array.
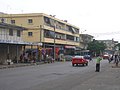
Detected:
[{"left": 0, "top": 22, "right": 27, "bottom": 30}]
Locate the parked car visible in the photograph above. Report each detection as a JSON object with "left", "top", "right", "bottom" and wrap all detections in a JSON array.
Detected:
[
  {"left": 84, "top": 55, "right": 92, "bottom": 61},
  {"left": 64, "top": 55, "right": 73, "bottom": 61},
  {"left": 72, "top": 56, "right": 88, "bottom": 66}
]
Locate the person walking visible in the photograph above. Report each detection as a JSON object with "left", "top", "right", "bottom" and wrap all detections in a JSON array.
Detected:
[
  {"left": 114, "top": 54, "right": 119, "bottom": 67},
  {"left": 95, "top": 55, "right": 103, "bottom": 72}
]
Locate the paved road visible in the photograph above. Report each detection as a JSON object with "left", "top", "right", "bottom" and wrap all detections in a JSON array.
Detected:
[{"left": 0, "top": 59, "right": 119, "bottom": 90}]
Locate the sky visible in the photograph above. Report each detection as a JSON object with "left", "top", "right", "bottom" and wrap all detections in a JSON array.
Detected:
[{"left": 0, "top": 0, "right": 120, "bottom": 42}]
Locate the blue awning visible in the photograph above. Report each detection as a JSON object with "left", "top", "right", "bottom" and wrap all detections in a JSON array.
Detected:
[{"left": 0, "top": 39, "right": 37, "bottom": 45}]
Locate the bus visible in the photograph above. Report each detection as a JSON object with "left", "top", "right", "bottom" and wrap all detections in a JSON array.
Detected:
[
  {"left": 75, "top": 50, "right": 91, "bottom": 56},
  {"left": 75, "top": 50, "right": 92, "bottom": 60}
]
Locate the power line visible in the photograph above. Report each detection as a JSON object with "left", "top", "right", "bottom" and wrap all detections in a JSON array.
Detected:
[{"left": 89, "top": 31, "right": 120, "bottom": 36}]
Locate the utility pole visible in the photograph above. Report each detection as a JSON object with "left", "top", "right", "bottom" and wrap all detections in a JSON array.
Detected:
[
  {"left": 40, "top": 25, "right": 42, "bottom": 45},
  {"left": 54, "top": 26, "right": 56, "bottom": 60},
  {"left": 38, "top": 25, "right": 42, "bottom": 62}
]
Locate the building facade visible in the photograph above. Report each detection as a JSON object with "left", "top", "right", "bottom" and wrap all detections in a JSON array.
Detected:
[
  {"left": 0, "top": 13, "right": 80, "bottom": 59},
  {"left": 80, "top": 34, "right": 93, "bottom": 49},
  {"left": 0, "top": 22, "right": 27, "bottom": 64},
  {"left": 98, "top": 39, "right": 118, "bottom": 54}
]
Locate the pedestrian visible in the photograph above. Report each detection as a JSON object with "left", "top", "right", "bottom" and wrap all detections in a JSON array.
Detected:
[
  {"left": 24, "top": 52, "right": 28, "bottom": 63},
  {"left": 95, "top": 55, "right": 102, "bottom": 72},
  {"left": 20, "top": 54, "right": 24, "bottom": 63},
  {"left": 109, "top": 54, "right": 113, "bottom": 63},
  {"left": 32, "top": 52, "right": 36, "bottom": 63},
  {"left": 114, "top": 54, "right": 119, "bottom": 67},
  {"left": 108, "top": 54, "right": 112, "bottom": 63}
]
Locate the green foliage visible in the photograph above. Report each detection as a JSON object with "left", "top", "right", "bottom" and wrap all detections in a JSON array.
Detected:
[
  {"left": 87, "top": 40, "right": 106, "bottom": 56},
  {"left": 115, "top": 43, "right": 120, "bottom": 50}
]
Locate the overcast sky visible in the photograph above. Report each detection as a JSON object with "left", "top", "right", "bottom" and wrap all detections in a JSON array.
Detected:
[{"left": 1, "top": 0, "right": 120, "bottom": 42}]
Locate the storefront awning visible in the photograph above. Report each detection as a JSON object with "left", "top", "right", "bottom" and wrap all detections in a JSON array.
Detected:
[{"left": 0, "top": 39, "right": 38, "bottom": 45}]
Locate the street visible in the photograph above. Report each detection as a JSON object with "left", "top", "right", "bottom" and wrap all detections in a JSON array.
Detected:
[{"left": 0, "top": 59, "right": 119, "bottom": 90}]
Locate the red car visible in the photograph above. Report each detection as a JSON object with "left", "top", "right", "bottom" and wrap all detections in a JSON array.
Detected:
[
  {"left": 72, "top": 56, "right": 88, "bottom": 66},
  {"left": 102, "top": 54, "right": 109, "bottom": 59}
]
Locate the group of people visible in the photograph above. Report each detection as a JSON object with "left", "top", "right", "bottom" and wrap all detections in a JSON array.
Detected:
[
  {"left": 20, "top": 52, "right": 37, "bottom": 63},
  {"left": 95, "top": 54, "right": 120, "bottom": 72},
  {"left": 108, "top": 54, "right": 120, "bottom": 66}
]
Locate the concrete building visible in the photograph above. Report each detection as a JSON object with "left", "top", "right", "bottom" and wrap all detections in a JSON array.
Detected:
[
  {"left": 0, "top": 13, "right": 80, "bottom": 59},
  {"left": 98, "top": 39, "right": 118, "bottom": 54},
  {"left": 80, "top": 34, "right": 93, "bottom": 49},
  {"left": 0, "top": 22, "right": 28, "bottom": 64}
]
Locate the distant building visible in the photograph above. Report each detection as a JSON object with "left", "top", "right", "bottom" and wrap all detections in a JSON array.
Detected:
[
  {"left": 80, "top": 34, "right": 94, "bottom": 49},
  {"left": 98, "top": 39, "right": 118, "bottom": 54}
]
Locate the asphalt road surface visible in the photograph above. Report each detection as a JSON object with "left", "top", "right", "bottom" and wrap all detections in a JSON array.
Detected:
[{"left": 0, "top": 59, "right": 111, "bottom": 90}]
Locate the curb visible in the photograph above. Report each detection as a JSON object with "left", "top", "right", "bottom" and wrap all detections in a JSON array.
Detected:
[
  {"left": 0, "top": 64, "right": 32, "bottom": 69},
  {"left": 0, "top": 62, "right": 45, "bottom": 69},
  {"left": 112, "top": 66, "right": 120, "bottom": 68}
]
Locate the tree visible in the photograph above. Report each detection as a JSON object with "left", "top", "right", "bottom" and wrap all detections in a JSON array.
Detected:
[
  {"left": 115, "top": 43, "right": 120, "bottom": 50},
  {"left": 87, "top": 40, "right": 106, "bottom": 56}
]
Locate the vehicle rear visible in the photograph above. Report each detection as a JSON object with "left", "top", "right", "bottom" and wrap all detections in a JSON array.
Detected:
[
  {"left": 103, "top": 54, "right": 109, "bottom": 59},
  {"left": 72, "top": 56, "right": 88, "bottom": 66}
]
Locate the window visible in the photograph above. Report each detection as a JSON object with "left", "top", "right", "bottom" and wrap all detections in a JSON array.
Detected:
[
  {"left": 49, "top": 19, "right": 55, "bottom": 27},
  {"left": 76, "top": 37, "right": 80, "bottom": 42},
  {"left": 28, "top": 19, "right": 33, "bottom": 24},
  {"left": 56, "top": 22, "right": 65, "bottom": 30},
  {"left": 69, "top": 26, "right": 73, "bottom": 33},
  {"left": 44, "top": 17, "right": 50, "bottom": 24},
  {"left": 9, "top": 29, "right": 13, "bottom": 36},
  {"left": 11, "top": 20, "right": 15, "bottom": 24},
  {"left": 66, "top": 35, "right": 74, "bottom": 41},
  {"left": 44, "top": 30, "right": 54, "bottom": 38},
  {"left": 71, "top": 27, "right": 76, "bottom": 33},
  {"left": 1, "top": 18, "right": 5, "bottom": 23},
  {"left": 66, "top": 25, "right": 73, "bottom": 33},
  {"left": 17, "top": 30, "right": 21, "bottom": 37},
  {"left": 28, "top": 32, "right": 33, "bottom": 36},
  {"left": 66, "top": 25, "right": 69, "bottom": 31}
]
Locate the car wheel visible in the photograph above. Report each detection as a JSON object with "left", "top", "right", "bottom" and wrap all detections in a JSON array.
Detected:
[
  {"left": 72, "top": 64, "right": 74, "bottom": 66},
  {"left": 83, "top": 64, "right": 84, "bottom": 66},
  {"left": 86, "top": 63, "right": 88, "bottom": 66}
]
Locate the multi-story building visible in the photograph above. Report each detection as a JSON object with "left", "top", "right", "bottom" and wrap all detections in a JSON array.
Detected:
[
  {"left": 0, "top": 13, "right": 80, "bottom": 59},
  {"left": 98, "top": 39, "right": 118, "bottom": 54},
  {"left": 0, "top": 22, "right": 28, "bottom": 64},
  {"left": 80, "top": 34, "right": 93, "bottom": 49}
]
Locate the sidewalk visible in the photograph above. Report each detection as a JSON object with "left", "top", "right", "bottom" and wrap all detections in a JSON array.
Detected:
[
  {"left": 0, "top": 62, "right": 45, "bottom": 69},
  {"left": 111, "top": 62, "right": 120, "bottom": 68}
]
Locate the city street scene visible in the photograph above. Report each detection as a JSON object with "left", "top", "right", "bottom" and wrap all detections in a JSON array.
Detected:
[
  {"left": 0, "top": 0, "right": 120, "bottom": 90},
  {"left": 0, "top": 60, "right": 120, "bottom": 90}
]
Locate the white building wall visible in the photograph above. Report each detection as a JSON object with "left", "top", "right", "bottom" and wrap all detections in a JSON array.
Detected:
[
  {"left": 0, "top": 28, "right": 22, "bottom": 42},
  {"left": 0, "top": 27, "right": 23, "bottom": 64}
]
